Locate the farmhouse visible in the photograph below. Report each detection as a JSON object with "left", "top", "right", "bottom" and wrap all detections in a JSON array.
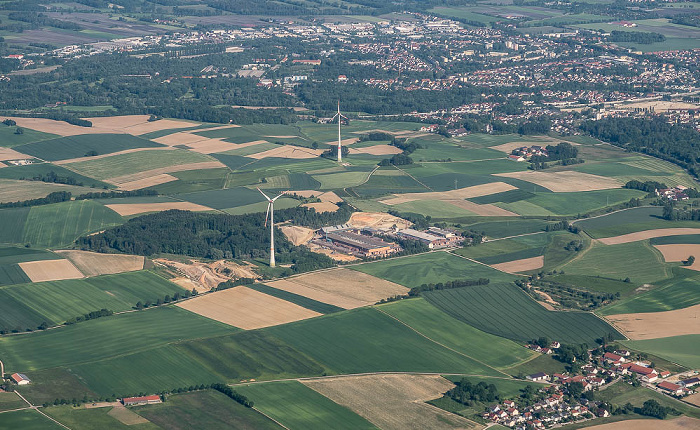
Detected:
[
  {"left": 622, "top": 363, "right": 658, "bottom": 382},
  {"left": 526, "top": 372, "right": 549, "bottom": 382},
  {"left": 397, "top": 228, "right": 461, "bottom": 249},
  {"left": 603, "top": 352, "right": 625, "bottom": 364},
  {"left": 680, "top": 377, "right": 700, "bottom": 388},
  {"left": 657, "top": 381, "right": 687, "bottom": 396},
  {"left": 122, "top": 395, "right": 162, "bottom": 406},
  {"left": 10, "top": 373, "right": 30, "bottom": 385}
]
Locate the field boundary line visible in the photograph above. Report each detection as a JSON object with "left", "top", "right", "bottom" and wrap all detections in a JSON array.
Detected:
[
  {"left": 391, "top": 164, "right": 433, "bottom": 191},
  {"left": 13, "top": 390, "right": 72, "bottom": 430},
  {"left": 375, "top": 308, "right": 511, "bottom": 377},
  {"left": 0, "top": 407, "right": 32, "bottom": 414},
  {"left": 252, "top": 406, "right": 290, "bottom": 430}
]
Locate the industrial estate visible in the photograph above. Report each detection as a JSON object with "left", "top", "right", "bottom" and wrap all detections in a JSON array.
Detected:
[{"left": 0, "top": 1, "right": 700, "bottom": 430}]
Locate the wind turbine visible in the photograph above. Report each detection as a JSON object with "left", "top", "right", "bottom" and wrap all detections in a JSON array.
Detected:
[
  {"left": 331, "top": 100, "right": 348, "bottom": 163},
  {"left": 258, "top": 188, "right": 287, "bottom": 267}
]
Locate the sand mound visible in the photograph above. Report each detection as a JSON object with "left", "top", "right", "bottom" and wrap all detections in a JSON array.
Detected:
[
  {"left": 177, "top": 286, "right": 321, "bottom": 329},
  {"left": 349, "top": 212, "right": 412, "bottom": 230},
  {"left": 605, "top": 303, "right": 700, "bottom": 340},
  {"left": 495, "top": 171, "right": 621, "bottom": 192},
  {"left": 280, "top": 225, "right": 315, "bottom": 246},
  {"left": 302, "top": 202, "right": 339, "bottom": 213}
]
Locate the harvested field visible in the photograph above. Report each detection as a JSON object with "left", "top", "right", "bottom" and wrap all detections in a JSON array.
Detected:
[
  {"left": 176, "top": 286, "right": 321, "bottom": 329},
  {"left": 55, "top": 251, "right": 144, "bottom": 277},
  {"left": 352, "top": 145, "right": 402, "bottom": 155},
  {"left": 4, "top": 116, "right": 199, "bottom": 137},
  {"left": 491, "top": 256, "right": 544, "bottom": 273},
  {"left": 308, "top": 244, "right": 360, "bottom": 262},
  {"left": 153, "top": 132, "right": 208, "bottom": 146},
  {"left": 598, "top": 228, "right": 700, "bottom": 245},
  {"left": 267, "top": 268, "right": 408, "bottom": 309},
  {"left": 115, "top": 174, "right": 178, "bottom": 191},
  {"left": 0, "top": 147, "right": 28, "bottom": 161},
  {"left": 105, "top": 201, "right": 213, "bottom": 216},
  {"left": 686, "top": 393, "right": 700, "bottom": 407},
  {"left": 605, "top": 304, "right": 700, "bottom": 340},
  {"left": 324, "top": 137, "right": 359, "bottom": 146},
  {"left": 18, "top": 259, "right": 84, "bottom": 282},
  {"left": 379, "top": 182, "right": 516, "bottom": 205},
  {"left": 495, "top": 171, "right": 621, "bottom": 192},
  {"left": 302, "top": 202, "right": 339, "bottom": 213},
  {"left": 153, "top": 132, "right": 240, "bottom": 154},
  {"left": 349, "top": 212, "right": 412, "bottom": 230},
  {"left": 106, "top": 161, "right": 226, "bottom": 186},
  {"left": 280, "top": 225, "right": 315, "bottom": 245},
  {"left": 293, "top": 190, "right": 342, "bottom": 203},
  {"left": 654, "top": 244, "right": 700, "bottom": 270},
  {"left": 248, "top": 145, "right": 322, "bottom": 159},
  {"left": 445, "top": 199, "right": 518, "bottom": 216},
  {"left": 0, "top": 179, "right": 94, "bottom": 203},
  {"left": 303, "top": 374, "right": 476, "bottom": 430},
  {"left": 584, "top": 416, "right": 700, "bottom": 430}
]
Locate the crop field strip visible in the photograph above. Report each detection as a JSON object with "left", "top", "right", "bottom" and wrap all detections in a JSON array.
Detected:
[
  {"left": 605, "top": 304, "right": 700, "bottom": 340},
  {"left": 0, "top": 271, "right": 186, "bottom": 333},
  {"left": 235, "top": 380, "right": 378, "bottom": 430},
  {"left": 13, "top": 134, "right": 165, "bottom": 162},
  {"left": 248, "top": 283, "right": 344, "bottom": 314},
  {"left": 623, "top": 334, "right": 700, "bottom": 369},
  {"left": 423, "top": 283, "right": 623, "bottom": 345}
]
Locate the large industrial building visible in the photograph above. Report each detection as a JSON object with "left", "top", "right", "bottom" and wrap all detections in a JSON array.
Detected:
[{"left": 324, "top": 230, "right": 400, "bottom": 258}]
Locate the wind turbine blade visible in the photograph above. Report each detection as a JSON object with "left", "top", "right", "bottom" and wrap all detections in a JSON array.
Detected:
[
  {"left": 264, "top": 202, "right": 271, "bottom": 227},
  {"left": 257, "top": 187, "right": 271, "bottom": 201},
  {"left": 271, "top": 190, "right": 288, "bottom": 202},
  {"left": 331, "top": 113, "right": 339, "bottom": 121}
]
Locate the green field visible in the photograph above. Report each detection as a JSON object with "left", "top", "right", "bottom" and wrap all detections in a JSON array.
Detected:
[
  {"left": 379, "top": 298, "right": 534, "bottom": 369},
  {"left": 597, "top": 380, "right": 700, "bottom": 419},
  {"left": 0, "top": 271, "right": 186, "bottom": 331},
  {"left": 0, "top": 163, "right": 112, "bottom": 189},
  {"left": 600, "top": 270, "right": 700, "bottom": 314},
  {"left": 136, "top": 389, "right": 280, "bottom": 430},
  {"left": 0, "top": 306, "right": 236, "bottom": 371},
  {"left": 546, "top": 274, "right": 640, "bottom": 296},
  {"left": 313, "top": 171, "right": 372, "bottom": 190},
  {"left": 235, "top": 381, "right": 377, "bottom": 430},
  {"left": 521, "top": 189, "right": 646, "bottom": 216},
  {"left": 179, "top": 187, "right": 263, "bottom": 210},
  {"left": 14, "top": 134, "right": 164, "bottom": 162},
  {"left": 0, "top": 409, "right": 64, "bottom": 430},
  {"left": 44, "top": 405, "right": 160, "bottom": 430},
  {"left": 351, "top": 251, "right": 516, "bottom": 288},
  {"left": 267, "top": 308, "right": 503, "bottom": 376},
  {"left": 624, "top": 335, "right": 700, "bottom": 369},
  {"left": 650, "top": 234, "right": 700, "bottom": 245},
  {"left": 65, "top": 149, "right": 213, "bottom": 180},
  {"left": 423, "top": 283, "right": 623, "bottom": 344},
  {"left": 454, "top": 232, "right": 552, "bottom": 264},
  {"left": 0, "top": 263, "right": 31, "bottom": 286},
  {"left": 147, "top": 168, "right": 229, "bottom": 195},
  {"left": 0, "top": 207, "right": 30, "bottom": 244},
  {"left": 0, "top": 125, "right": 58, "bottom": 148},
  {"left": 559, "top": 241, "right": 670, "bottom": 284},
  {"left": 223, "top": 198, "right": 299, "bottom": 215},
  {"left": 21, "top": 200, "right": 124, "bottom": 248},
  {"left": 0, "top": 392, "right": 26, "bottom": 412},
  {"left": 391, "top": 199, "right": 478, "bottom": 219},
  {"left": 465, "top": 219, "right": 549, "bottom": 238},
  {"left": 575, "top": 206, "right": 700, "bottom": 238}
]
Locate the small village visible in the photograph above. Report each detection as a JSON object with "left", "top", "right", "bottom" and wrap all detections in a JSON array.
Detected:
[{"left": 483, "top": 342, "right": 699, "bottom": 429}]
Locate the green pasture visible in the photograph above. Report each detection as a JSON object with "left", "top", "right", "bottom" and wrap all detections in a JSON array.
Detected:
[
  {"left": 507, "top": 354, "right": 567, "bottom": 377},
  {"left": 624, "top": 335, "right": 700, "bottom": 369},
  {"left": 650, "top": 235, "right": 700, "bottom": 245},
  {"left": 0, "top": 263, "right": 31, "bottom": 286},
  {"left": 560, "top": 241, "right": 670, "bottom": 284},
  {"left": 600, "top": 269, "right": 700, "bottom": 314},
  {"left": 546, "top": 274, "right": 640, "bottom": 296},
  {"left": 597, "top": 380, "right": 700, "bottom": 420},
  {"left": 0, "top": 409, "right": 64, "bottom": 430},
  {"left": 0, "top": 163, "right": 112, "bottom": 189},
  {"left": 423, "top": 283, "right": 623, "bottom": 345},
  {"left": 411, "top": 144, "right": 503, "bottom": 162},
  {"left": 65, "top": 149, "right": 212, "bottom": 180},
  {"left": 465, "top": 219, "right": 549, "bottom": 238},
  {"left": 428, "top": 6, "right": 502, "bottom": 23},
  {"left": 0, "top": 392, "right": 26, "bottom": 412},
  {"left": 135, "top": 389, "right": 280, "bottom": 430},
  {"left": 0, "top": 271, "right": 185, "bottom": 331},
  {"left": 0, "top": 207, "right": 30, "bottom": 244},
  {"left": 179, "top": 187, "right": 262, "bottom": 210},
  {"left": 21, "top": 200, "right": 124, "bottom": 248},
  {"left": 351, "top": 251, "right": 516, "bottom": 288},
  {"left": 379, "top": 298, "right": 534, "bottom": 369},
  {"left": 0, "top": 306, "right": 236, "bottom": 371},
  {"left": 220, "top": 141, "right": 278, "bottom": 157},
  {"left": 0, "top": 125, "right": 58, "bottom": 148},
  {"left": 495, "top": 200, "right": 554, "bottom": 216},
  {"left": 14, "top": 134, "right": 164, "bottom": 162},
  {"left": 523, "top": 189, "right": 646, "bottom": 216},
  {"left": 44, "top": 405, "right": 160, "bottom": 430},
  {"left": 267, "top": 308, "right": 503, "bottom": 376},
  {"left": 313, "top": 171, "right": 372, "bottom": 189},
  {"left": 235, "top": 381, "right": 376, "bottom": 430},
  {"left": 352, "top": 172, "right": 426, "bottom": 197},
  {"left": 455, "top": 232, "right": 552, "bottom": 264},
  {"left": 390, "top": 199, "right": 477, "bottom": 219},
  {"left": 209, "top": 153, "right": 255, "bottom": 170},
  {"left": 147, "top": 168, "right": 229, "bottom": 195},
  {"left": 14, "top": 368, "right": 97, "bottom": 406},
  {"left": 0, "top": 179, "right": 102, "bottom": 204},
  {"left": 470, "top": 189, "right": 535, "bottom": 205},
  {"left": 223, "top": 198, "right": 299, "bottom": 215},
  {"left": 574, "top": 206, "right": 700, "bottom": 238}
]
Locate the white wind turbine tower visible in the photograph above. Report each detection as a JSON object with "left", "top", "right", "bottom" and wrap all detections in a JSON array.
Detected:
[
  {"left": 258, "top": 188, "right": 287, "bottom": 267},
  {"left": 331, "top": 100, "right": 347, "bottom": 163}
]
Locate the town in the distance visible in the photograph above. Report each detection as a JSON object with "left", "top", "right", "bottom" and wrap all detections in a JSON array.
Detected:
[{"left": 0, "top": 1, "right": 699, "bottom": 430}]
